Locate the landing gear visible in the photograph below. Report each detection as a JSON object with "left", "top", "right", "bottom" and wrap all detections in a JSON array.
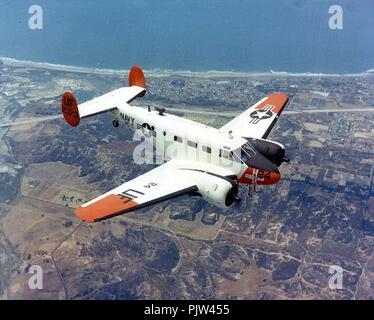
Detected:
[
  {"left": 234, "top": 195, "right": 241, "bottom": 203},
  {"left": 247, "top": 185, "right": 256, "bottom": 196},
  {"left": 112, "top": 119, "right": 119, "bottom": 127},
  {"left": 247, "top": 169, "right": 258, "bottom": 197}
]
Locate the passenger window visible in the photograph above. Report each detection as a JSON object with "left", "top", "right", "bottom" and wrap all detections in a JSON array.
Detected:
[
  {"left": 187, "top": 140, "right": 197, "bottom": 148},
  {"left": 202, "top": 145, "right": 211, "bottom": 153},
  {"left": 174, "top": 136, "right": 183, "bottom": 143},
  {"left": 219, "top": 149, "right": 232, "bottom": 159}
]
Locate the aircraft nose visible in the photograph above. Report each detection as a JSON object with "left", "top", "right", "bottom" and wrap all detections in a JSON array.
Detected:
[{"left": 268, "top": 171, "right": 281, "bottom": 184}]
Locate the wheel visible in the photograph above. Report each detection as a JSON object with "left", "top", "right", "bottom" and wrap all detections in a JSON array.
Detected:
[{"left": 112, "top": 119, "right": 119, "bottom": 127}]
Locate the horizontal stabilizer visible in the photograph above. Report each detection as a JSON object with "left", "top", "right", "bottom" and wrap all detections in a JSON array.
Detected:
[{"left": 61, "top": 65, "right": 146, "bottom": 127}]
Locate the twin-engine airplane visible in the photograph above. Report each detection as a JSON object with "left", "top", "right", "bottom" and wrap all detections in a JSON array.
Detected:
[{"left": 61, "top": 66, "right": 289, "bottom": 222}]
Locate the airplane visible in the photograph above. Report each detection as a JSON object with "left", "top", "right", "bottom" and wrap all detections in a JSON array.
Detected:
[{"left": 61, "top": 66, "right": 290, "bottom": 222}]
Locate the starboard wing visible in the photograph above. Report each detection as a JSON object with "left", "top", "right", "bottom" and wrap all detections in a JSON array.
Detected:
[{"left": 220, "top": 93, "right": 289, "bottom": 139}]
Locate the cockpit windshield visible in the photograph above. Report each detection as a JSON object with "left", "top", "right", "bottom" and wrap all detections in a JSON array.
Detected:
[{"left": 240, "top": 142, "right": 257, "bottom": 165}]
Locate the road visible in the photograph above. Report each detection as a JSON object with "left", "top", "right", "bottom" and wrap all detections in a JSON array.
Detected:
[
  {"left": 167, "top": 107, "right": 374, "bottom": 117},
  {"left": 0, "top": 107, "right": 373, "bottom": 128},
  {"left": 50, "top": 221, "right": 83, "bottom": 300},
  {"left": 0, "top": 115, "right": 62, "bottom": 128}
]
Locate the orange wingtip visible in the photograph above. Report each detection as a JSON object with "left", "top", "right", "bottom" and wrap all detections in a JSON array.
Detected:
[
  {"left": 128, "top": 65, "right": 146, "bottom": 96},
  {"left": 75, "top": 194, "right": 138, "bottom": 222},
  {"left": 256, "top": 93, "right": 289, "bottom": 113},
  {"left": 61, "top": 91, "right": 80, "bottom": 127}
]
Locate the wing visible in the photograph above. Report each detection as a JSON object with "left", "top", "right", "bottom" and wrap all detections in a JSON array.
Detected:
[
  {"left": 75, "top": 161, "right": 198, "bottom": 222},
  {"left": 220, "top": 93, "right": 288, "bottom": 139},
  {"left": 78, "top": 86, "right": 145, "bottom": 118},
  {"left": 61, "top": 65, "right": 146, "bottom": 127}
]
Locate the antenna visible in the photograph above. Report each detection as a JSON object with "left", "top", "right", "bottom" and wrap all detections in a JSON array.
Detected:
[{"left": 155, "top": 106, "right": 166, "bottom": 116}]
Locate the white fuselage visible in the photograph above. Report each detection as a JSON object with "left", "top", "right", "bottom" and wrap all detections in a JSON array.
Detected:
[{"left": 114, "top": 104, "right": 248, "bottom": 179}]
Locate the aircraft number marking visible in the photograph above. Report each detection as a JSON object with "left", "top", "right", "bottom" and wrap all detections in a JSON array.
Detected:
[
  {"left": 120, "top": 189, "right": 145, "bottom": 203},
  {"left": 144, "top": 182, "right": 157, "bottom": 188},
  {"left": 245, "top": 170, "right": 270, "bottom": 181}
]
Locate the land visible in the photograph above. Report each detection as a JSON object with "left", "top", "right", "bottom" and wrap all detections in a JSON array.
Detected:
[{"left": 0, "top": 59, "right": 373, "bottom": 300}]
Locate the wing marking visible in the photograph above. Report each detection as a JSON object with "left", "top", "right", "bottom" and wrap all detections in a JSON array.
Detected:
[{"left": 220, "top": 93, "right": 289, "bottom": 139}]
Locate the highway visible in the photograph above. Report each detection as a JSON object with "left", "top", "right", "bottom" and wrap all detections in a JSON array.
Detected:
[
  {"left": 167, "top": 107, "right": 374, "bottom": 117},
  {"left": 0, "top": 107, "right": 373, "bottom": 128},
  {"left": 0, "top": 115, "right": 62, "bottom": 128}
]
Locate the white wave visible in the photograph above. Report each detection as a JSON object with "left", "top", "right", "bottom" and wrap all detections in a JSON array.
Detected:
[
  {"left": 269, "top": 69, "right": 374, "bottom": 77},
  {"left": 1, "top": 56, "right": 373, "bottom": 77}
]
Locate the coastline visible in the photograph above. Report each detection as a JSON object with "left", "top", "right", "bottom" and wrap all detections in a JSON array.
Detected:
[{"left": 1, "top": 56, "right": 373, "bottom": 78}]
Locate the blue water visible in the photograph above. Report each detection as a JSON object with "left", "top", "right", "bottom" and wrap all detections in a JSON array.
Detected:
[{"left": 0, "top": 0, "right": 373, "bottom": 73}]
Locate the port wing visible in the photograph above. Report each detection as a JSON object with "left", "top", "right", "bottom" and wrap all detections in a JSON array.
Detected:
[
  {"left": 220, "top": 93, "right": 289, "bottom": 139},
  {"left": 75, "top": 161, "right": 198, "bottom": 222}
]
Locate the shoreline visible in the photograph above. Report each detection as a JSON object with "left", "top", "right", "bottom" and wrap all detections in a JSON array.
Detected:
[{"left": 1, "top": 56, "right": 373, "bottom": 78}]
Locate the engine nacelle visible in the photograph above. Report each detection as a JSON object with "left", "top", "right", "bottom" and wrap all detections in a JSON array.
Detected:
[
  {"left": 195, "top": 172, "right": 238, "bottom": 208},
  {"left": 246, "top": 138, "right": 289, "bottom": 166}
]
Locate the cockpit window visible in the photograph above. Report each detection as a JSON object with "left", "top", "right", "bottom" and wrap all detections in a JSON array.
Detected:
[
  {"left": 219, "top": 142, "right": 258, "bottom": 166},
  {"left": 230, "top": 142, "right": 257, "bottom": 165},
  {"left": 240, "top": 142, "right": 257, "bottom": 165},
  {"left": 219, "top": 149, "right": 233, "bottom": 159}
]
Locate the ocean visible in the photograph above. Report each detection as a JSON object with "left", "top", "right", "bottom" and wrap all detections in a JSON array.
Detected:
[{"left": 0, "top": 0, "right": 373, "bottom": 74}]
